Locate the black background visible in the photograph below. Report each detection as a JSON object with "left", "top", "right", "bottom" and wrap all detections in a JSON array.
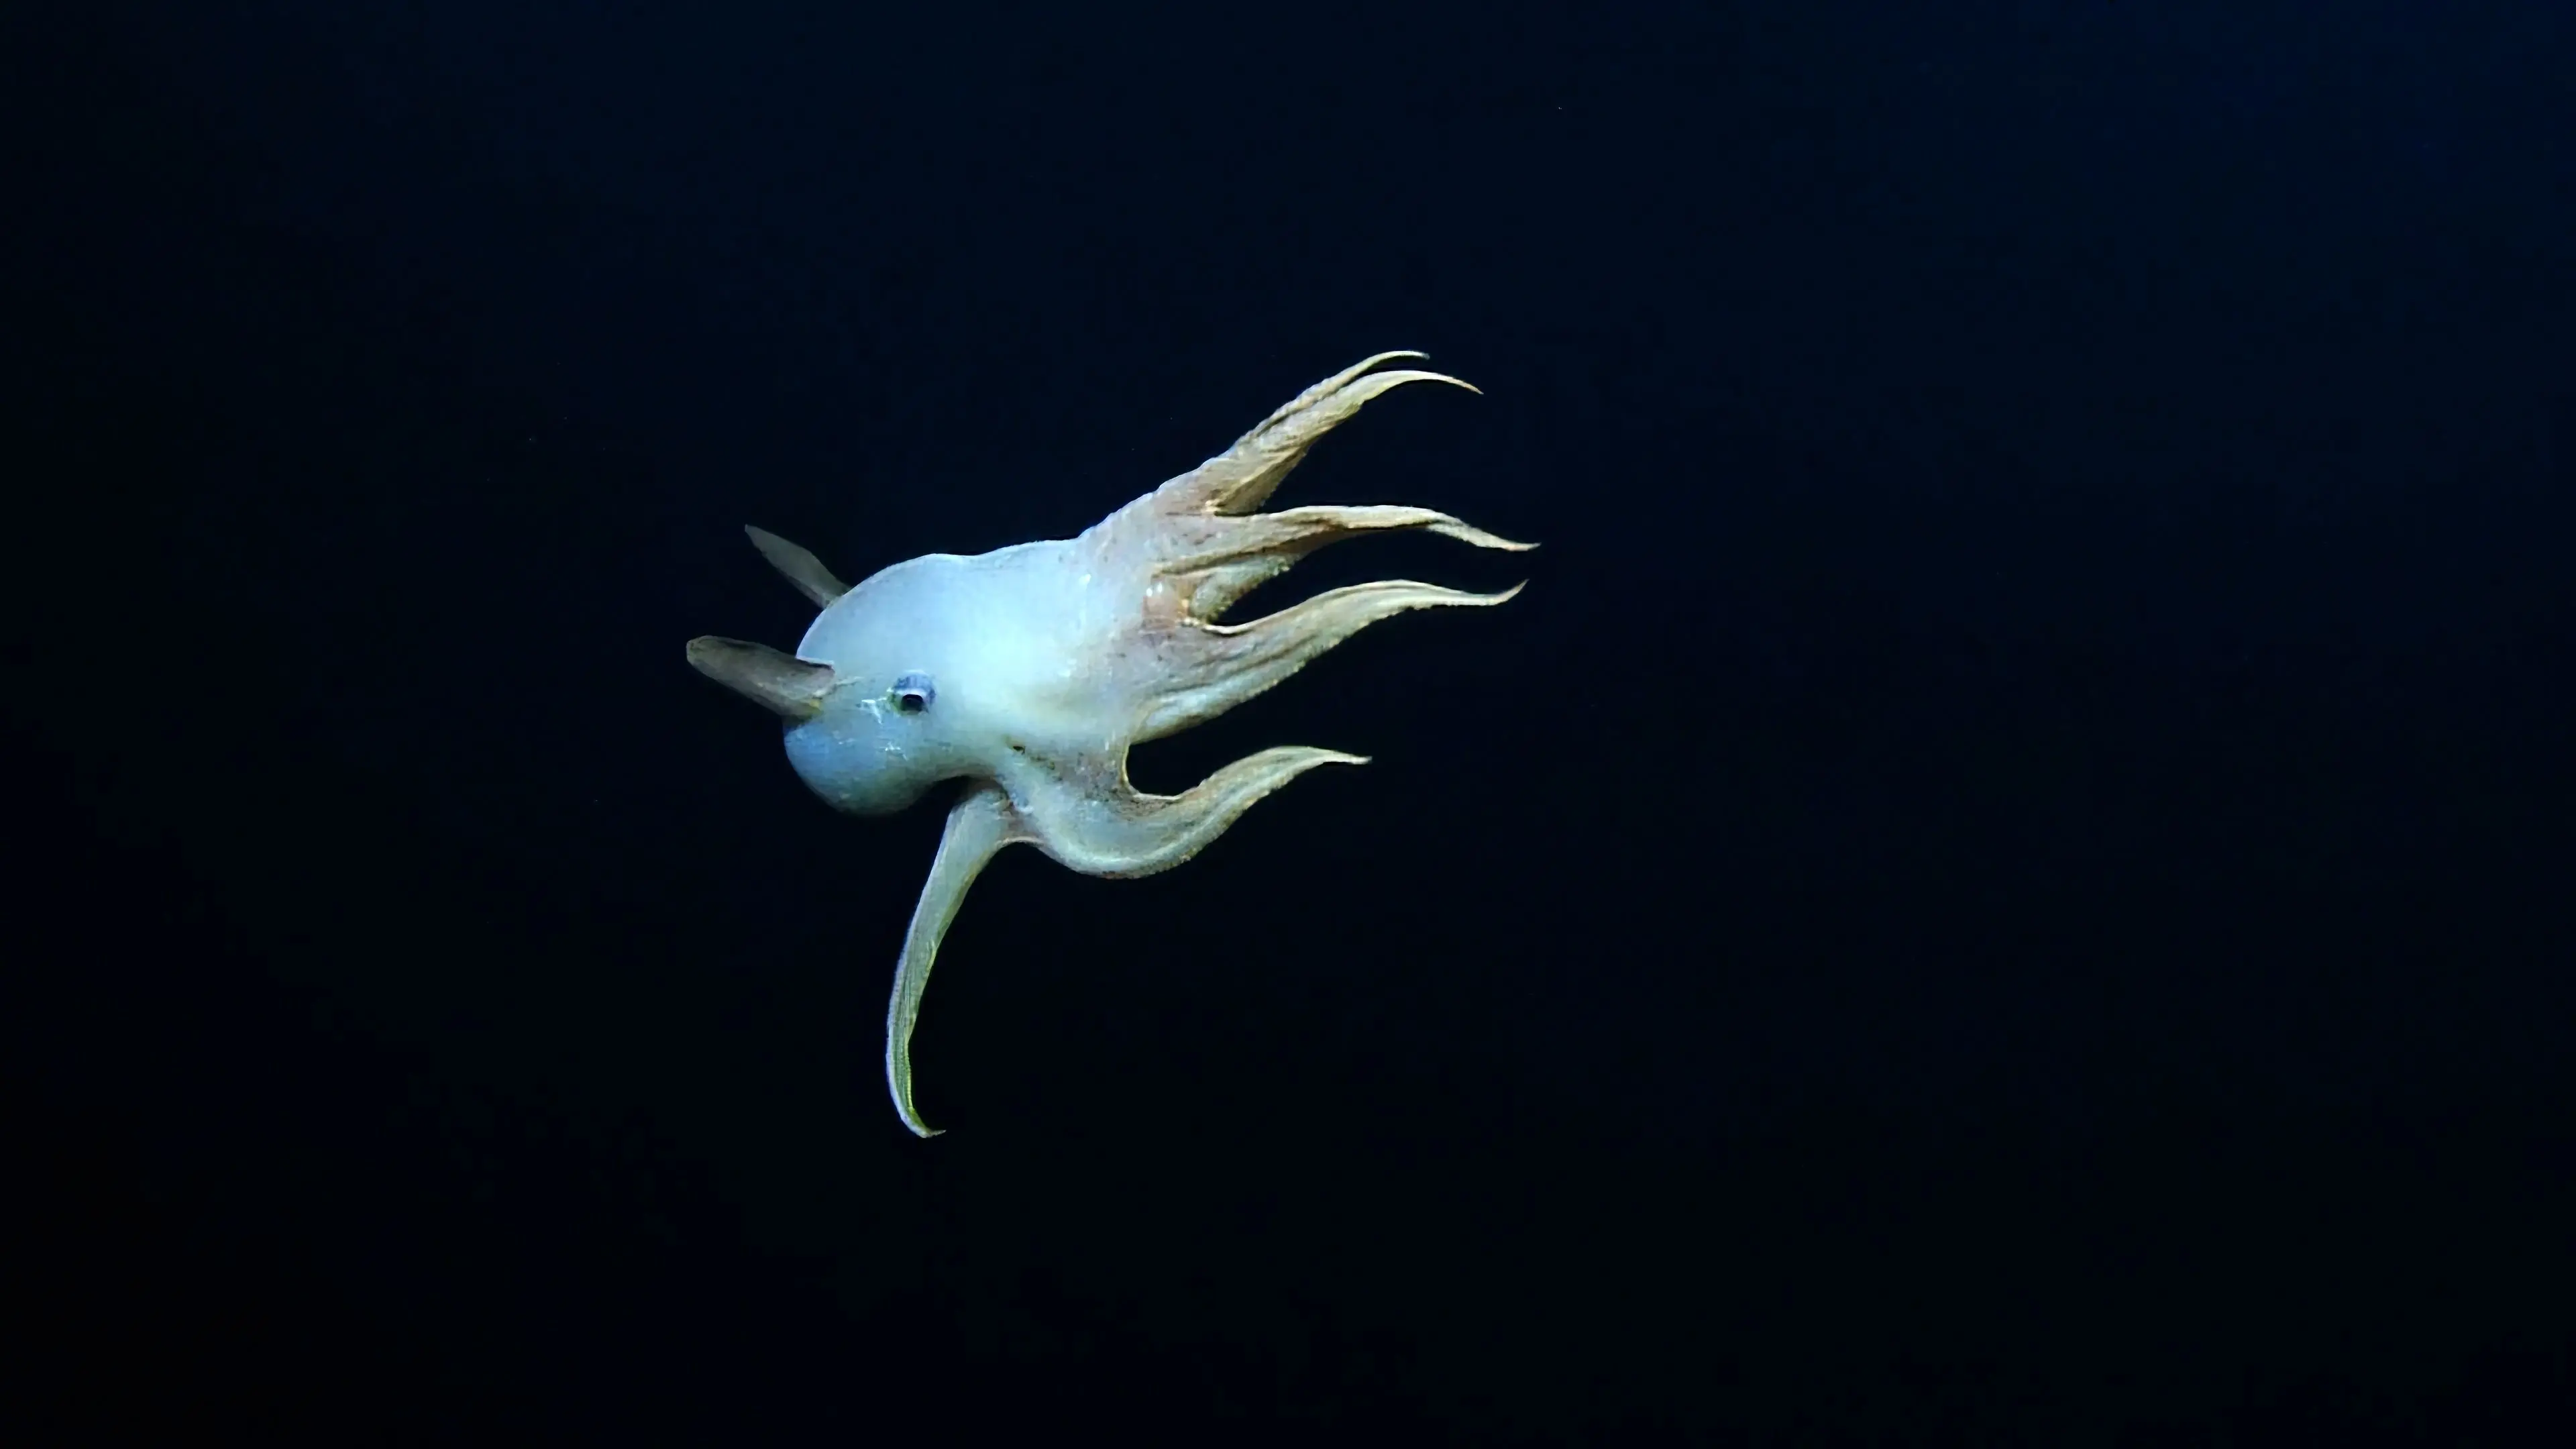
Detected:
[{"left": 9, "top": 2, "right": 2573, "bottom": 1442}]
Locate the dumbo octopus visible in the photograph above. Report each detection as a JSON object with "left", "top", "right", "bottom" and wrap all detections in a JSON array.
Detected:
[{"left": 687, "top": 353, "right": 1532, "bottom": 1136}]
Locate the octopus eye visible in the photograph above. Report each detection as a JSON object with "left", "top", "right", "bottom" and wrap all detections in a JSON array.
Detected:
[{"left": 891, "top": 672, "right": 936, "bottom": 714}]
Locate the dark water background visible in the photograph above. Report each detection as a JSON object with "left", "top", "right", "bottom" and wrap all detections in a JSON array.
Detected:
[{"left": 9, "top": 3, "right": 2572, "bottom": 1441}]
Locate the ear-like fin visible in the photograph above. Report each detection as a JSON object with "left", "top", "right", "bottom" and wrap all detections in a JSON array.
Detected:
[
  {"left": 745, "top": 525, "right": 849, "bottom": 608},
  {"left": 686, "top": 636, "right": 836, "bottom": 719}
]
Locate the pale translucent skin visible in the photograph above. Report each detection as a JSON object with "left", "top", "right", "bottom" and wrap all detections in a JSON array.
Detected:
[{"left": 686, "top": 354, "right": 1532, "bottom": 1136}]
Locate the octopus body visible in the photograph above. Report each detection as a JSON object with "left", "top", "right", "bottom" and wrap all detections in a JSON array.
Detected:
[{"left": 688, "top": 354, "right": 1531, "bottom": 1136}]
